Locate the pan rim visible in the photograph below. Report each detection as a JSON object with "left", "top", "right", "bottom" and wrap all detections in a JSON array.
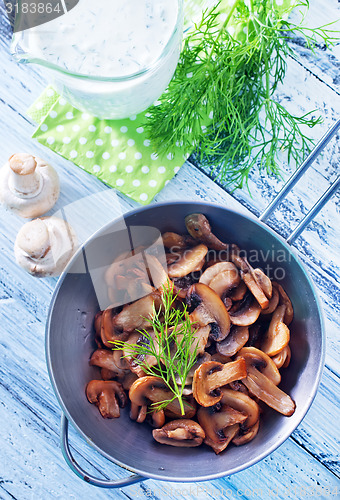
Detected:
[{"left": 45, "top": 200, "right": 325, "bottom": 482}]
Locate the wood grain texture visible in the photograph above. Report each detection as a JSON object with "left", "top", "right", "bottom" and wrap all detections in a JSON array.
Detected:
[{"left": 0, "top": 1, "right": 339, "bottom": 499}]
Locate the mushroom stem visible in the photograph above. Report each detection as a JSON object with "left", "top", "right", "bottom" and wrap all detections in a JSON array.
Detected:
[
  {"left": 8, "top": 154, "right": 42, "bottom": 198},
  {"left": 206, "top": 359, "right": 247, "bottom": 392}
]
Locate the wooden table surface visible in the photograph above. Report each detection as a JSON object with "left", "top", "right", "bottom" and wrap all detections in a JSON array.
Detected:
[{"left": 1, "top": 2, "right": 339, "bottom": 499}]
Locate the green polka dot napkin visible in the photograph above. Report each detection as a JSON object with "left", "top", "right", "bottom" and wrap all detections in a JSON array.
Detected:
[
  {"left": 27, "top": 0, "right": 293, "bottom": 205},
  {"left": 28, "top": 87, "right": 189, "bottom": 205}
]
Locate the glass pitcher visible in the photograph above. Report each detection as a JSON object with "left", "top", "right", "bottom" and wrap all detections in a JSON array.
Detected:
[{"left": 11, "top": 0, "right": 184, "bottom": 119}]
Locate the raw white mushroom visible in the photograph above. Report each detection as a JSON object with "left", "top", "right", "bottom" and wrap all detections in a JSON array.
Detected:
[
  {"left": 14, "top": 217, "right": 77, "bottom": 277},
  {"left": 0, "top": 153, "right": 60, "bottom": 217}
]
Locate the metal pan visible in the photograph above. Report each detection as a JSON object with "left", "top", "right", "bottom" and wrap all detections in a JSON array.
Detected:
[{"left": 46, "top": 119, "right": 339, "bottom": 488}]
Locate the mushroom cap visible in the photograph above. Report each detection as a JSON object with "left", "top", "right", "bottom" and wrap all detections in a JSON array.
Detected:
[
  {"left": 152, "top": 419, "right": 205, "bottom": 447},
  {"left": 0, "top": 154, "right": 60, "bottom": 217},
  {"left": 192, "top": 359, "right": 247, "bottom": 407},
  {"left": 228, "top": 292, "right": 261, "bottom": 326},
  {"left": 186, "top": 283, "right": 231, "bottom": 342},
  {"left": 168, "top": 244, "right": 208, "bottom": 278},
  {"left": 129, "top": 376, "right": 195, "bottom": 418},
  {"left": 14, "top": 216, "right": 77, "bottom": 277},
  {"left": 184, "top": 213, "right": 229, "bottom": 251},
  {"left": 86, "top": 380, "right": 127, "bottom": 419}
]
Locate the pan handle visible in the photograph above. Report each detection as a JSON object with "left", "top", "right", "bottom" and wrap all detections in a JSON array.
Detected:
[
  {"left": 60, "top": 414, "right": 146, "bottom": 488},
  {"left": 259, "top": 118, "right": 340, "bottom": 244}
]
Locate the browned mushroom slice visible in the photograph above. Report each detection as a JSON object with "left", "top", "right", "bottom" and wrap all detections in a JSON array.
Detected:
[
  {"left": 262, "top": 320, "right": 290, "bottom": 357},
  {"left": 229, "top": 293, "right": 261, "bottom": 327},
  {"left": 197, "top": 404, "right": 246, "bottom": 446},
  {"left": 272, "top": 282, "right": 294, "bottom": 325},
  {"left": 211, "top": 353, "right": 232, "bottom": 364},
  {"left": 204, "top": 424, "right": 240, "bottom": 454},
  {"left": 187, "top": 283, "right": 231, "bottom": 341},
  {"left": 125, "top": 330, "right": 160, "bottom": 377},
  {"left": 216, "top": 326, "right": 249, "bottom": 357},
  {"left": 90, "top": 349, "right": 128, "bottom": 380},
  {"left": 176, "top": 324, "right": 210, "bottom": 358},
  {"left": 152, "top": 419, "right": 205, "bottom": 447},
  {"left": 121, "top": 372, "right": 138, "bottom": 391},
  {"left": 113, "top": 292, "right": 162, "bottom": 333},
  {"left": 100, "top": 307, "right": 130, "bottom": 348},
  {"left": 129, "top": 376, "right": 196, "bottom": 418},
  {"left": 185, "top": 213, "right": 230, "bottom": 251},
  {"left": 232, "top": 420, "right": 260, "bottom": 446},
  {"left": 252, "top": 268, "right": 272, "bottom": 299},
  {"left": 236, "top": 348, "right": 295, "bottom": 416},
  {"left": 162, "top": 232, "right": 196, "bottom": 249},
  {"left": 241, "top": 270, "right": 269, "bottom": 309},
  {"left": 176, "top": 352, "right": 212, "bottom": 390},
  {"left": 100, "top": 368, "right": 116, "bottom": 380},
  {"left": 272, "top": 345, "right": 291, "bottom": 369},
  {"left": 86, "top": 380, "right": 127, "bottom": 418},
  {"left": 151, "top": 409, "right": 166, "bottom": 428},
  {"left": 209, "top": 269, "right": 241, "bottom": 298},
  {"left": 237, "top": 347, "right": 281, "bottom": 385},
  {"left": 130, "top": 402, "right": 147, "bottom": 422},
  {"left": 241, "top": 365, "right": 295, "bottom": 416},
  {"left": 228, "top": 281, "right": 247, "bottom": 301},
  {"left": 200, "top": 262, "right": 239, "bottom": 286},
  {"left": 172, "top": 274, "right": 198, "bottom": 298},
  {"left": 261, "top": 286, "right": 279, "bottom": 315},
  {"left": 112, "top": 347, "right": 130, "bottom": 371},
  {"left": 192, "top": 359, "right": 247, "bottom": 407},
  {"left": 168, "top": 244, "right": 208, "bottom": 278},
  {"left": 220, "top": 388, "right": 259, "bottom": 428},
  {"left": 145, "top": 254, "right": 169, "bottom": 290},
  {"left": 261, "top": 304, "right": 288, "bottom": 357}
]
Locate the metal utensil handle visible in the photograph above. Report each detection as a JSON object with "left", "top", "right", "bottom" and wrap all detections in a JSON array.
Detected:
[
  {"left": 60, "top": 414, "right": 145, "bottom": 489},
  {"left": 259, "top": 118, "right": 340, "bottom": 244}
]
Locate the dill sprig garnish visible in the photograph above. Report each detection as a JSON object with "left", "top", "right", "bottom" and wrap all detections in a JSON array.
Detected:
[
  {"left": 145, "top": 0, "right": 338, "bottom": 189},
  {"left": 112, "top": 285, "right": 199, "bottom": 415}
]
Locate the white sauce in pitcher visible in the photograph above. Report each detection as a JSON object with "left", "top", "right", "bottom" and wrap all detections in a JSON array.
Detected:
[{"left": 27, "top": 0, "right": 179, "bottom": 77}]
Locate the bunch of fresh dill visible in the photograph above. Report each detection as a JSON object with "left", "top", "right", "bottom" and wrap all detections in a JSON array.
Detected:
[
  {"left": 145, "top": 0, "right": 337, "bottom": 189},
  {"left": 112, "top": 285, "right": 198, "bottom": 415}
]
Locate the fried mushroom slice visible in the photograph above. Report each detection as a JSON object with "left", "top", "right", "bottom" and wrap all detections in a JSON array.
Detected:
[
  {"left": 153, "top": 419, "right": 205, "bottom": 447},
  {"left": 232, "top": 420, "right": 260, "bottom": 446},
  {"left": 252, "top": 268, "right": 272, "bottom": 299},
  {"left": 168, "top": 244, "right": 208, "bottom": 278},
  {"left": 162, "top": 232, "right": 196, "bottom": 249},
  {"left": 185, "top": 213, "right": 232, "bottom": 252},
  {"left": 192, "top": 359, "right": 247, "bottom": 407},
  {"left": 228, "top": 281, "right": 247, "bottom": 301},
  {"left": 220, "top": 388, "right": 259, "bottom": 429},
  {"left": 200, "top": 262, "right": 239, "bottom": 287},
  {"left": 187, "top": 283, "right": 231, "bottom": 341},
  {"left": 204, "top": 424, "right": 240, "bottom": 454},
  {"left": 113, "top": 292, "right": 162, "bottom": 333},
  {"left": 197, "top": 403, "right": 246, "bottom": 450},
  {"left": 261, "top": 286, "right": 280, "bottom": 315},
  {"left": 86, "top": 380, "right": 127, "bottom": 418},
  {"left": 216, "top": 326, "right": 249, "bottom": 357},
  {"left": 236, "top": 348, "right": 295, "bottom": 416},
  {"left": 229, "top": 292, "right": 261, "bottom": 327},
  {"left": 100, "top": 307, "right": 129, "bottom": 348},
  {"left": 129, "top": 376, "right": 196, "bottom": 418},
  {"left": 272, "top": 345, "right": 291, "bottom": 369},
  {"left": 241, "top": 270, "right": 269, "bottom": 310},
  {"left": 89, "top": 349, "right": 129, "bottom": 380},
  {"left": 262, "top": 315, "right": 290, "bottom": 357},
  {"left": 273, "top": 282, "right": 294, "bottom": 325}
]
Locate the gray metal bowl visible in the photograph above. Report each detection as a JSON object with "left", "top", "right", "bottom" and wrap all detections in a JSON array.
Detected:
[{"left": 46, "top": 201, "right": 324, "bottom": 485}]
